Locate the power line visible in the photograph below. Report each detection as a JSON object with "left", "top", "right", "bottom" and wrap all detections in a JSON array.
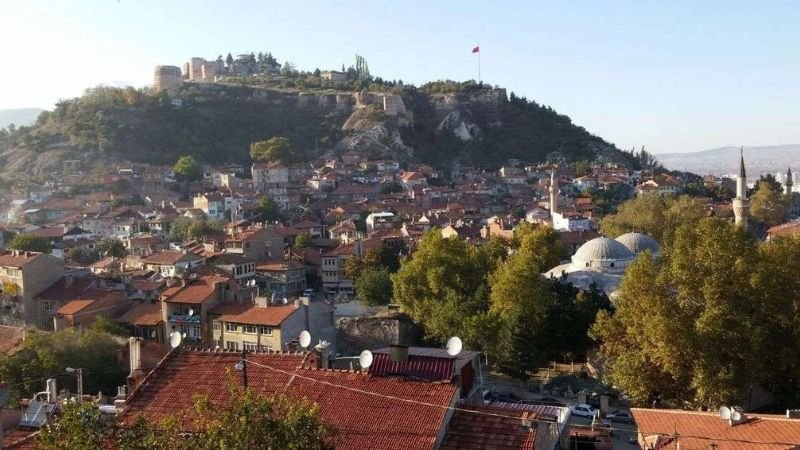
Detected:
[{"left": 242, "top": 357, "right": 800, "bottom": 447}]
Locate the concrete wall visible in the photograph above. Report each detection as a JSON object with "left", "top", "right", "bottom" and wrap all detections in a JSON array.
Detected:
[
  {"left": 335, "top": 315, "right": 421, "bottom": 355},
  {"left": 21, "top": 254, "right": 65, "bottom": 327}
]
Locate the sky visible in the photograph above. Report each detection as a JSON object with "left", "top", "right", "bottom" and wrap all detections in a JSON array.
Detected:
[{"left": 1, "top": 0, "right": 798, "bottom": 154}]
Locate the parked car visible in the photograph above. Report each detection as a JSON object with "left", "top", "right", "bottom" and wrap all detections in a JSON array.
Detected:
[
  {"left": 606, "top": 409, "right": 635, "bottom": 424},
  {"left": 489, "top": 391, "right": 522, "bottom": 403},
  {"left": 571, "top": 403, "right": 596, "bottom": 418},
  {"left": 302, "top": 288, "right": 315, "bottom": 297},
  {"left": 525, "top": 397, "right": 566, "bottom": 407}
]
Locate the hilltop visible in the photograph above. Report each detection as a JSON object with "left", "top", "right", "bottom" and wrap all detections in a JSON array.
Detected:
[
  {"left": 658, "top": 145, "right": 800, "bottom": 176},
  {"left": 0, "top": 80, "right": 632, "bottom": 180}
]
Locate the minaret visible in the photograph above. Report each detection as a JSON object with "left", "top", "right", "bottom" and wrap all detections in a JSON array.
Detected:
[
  {"left": 549, "top": 169, "right": 558, "bottom": 228},
  {"left": 733, "top": 147, "right": 750, "bottom": 229},
  {"left": 786, "top": 167, "right": 794, "bottom": 195}
]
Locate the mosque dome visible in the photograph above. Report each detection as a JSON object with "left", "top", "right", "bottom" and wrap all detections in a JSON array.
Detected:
[
  {"left": 615, "top": 232, "right": 660, "bottom": 255},
  {"left": 571, "top": 237, "right": 635, "bottom": 269}
]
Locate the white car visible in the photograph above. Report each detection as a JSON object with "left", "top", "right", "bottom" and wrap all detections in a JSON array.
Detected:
[{"left": 571, "top": 404, "right": 596, "bottom": 418}]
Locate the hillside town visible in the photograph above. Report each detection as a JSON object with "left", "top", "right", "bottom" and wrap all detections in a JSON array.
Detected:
[{"left": 1, "top": 144, "right": 800, "bottom": 449}]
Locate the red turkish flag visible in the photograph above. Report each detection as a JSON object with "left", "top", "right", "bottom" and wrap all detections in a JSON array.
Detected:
[{"left": 472, "top": 46, "right": 480, "bottom": 53}]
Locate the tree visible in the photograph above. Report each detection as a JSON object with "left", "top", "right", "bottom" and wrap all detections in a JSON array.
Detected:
[
  {"left": 591, "top": 218, "right": 791, "bottom": 408},
  {"left": 173, "top": 155, "right": 202, "bottom": 182},
  {"left": 226, "top": 52, "right": 234, "bottom": 67},
  {"left": 67, "top": 247, "right": 99, "bottom": 265},
  {"left": 750, "top": 181, "right": 789, "bottom": 227},
  {"left": 355, "top": 267, "right": 393, "bottom": 306},
  {"left": 313, "top": 68, "right": 321, "bottom": 77},
  {"left": 250, "top": 137, "right": 295, "bottom": 164},
  {"left": 380, "top": 182, "right": 403, "bottom": 194},
  {"left": 757, "top": 174, "right": 783, "bottom": 193},
  {"left": 600, "top": 195, "right": 706, "bottom": 245},
  {"left": 96, "top": 239, "right": 127, "bottom": 258},
  {"left": 255, "top": 196, "right": 281, "bottom": 221},
  {"left": 294, "top": 232, "right": 312, "bottom": 248},
  {"left": 37, "top": 382, "right": 335, "bottom": 449},
  {"left": 9, "top": 233, "right": 51, "bottom": 253}
]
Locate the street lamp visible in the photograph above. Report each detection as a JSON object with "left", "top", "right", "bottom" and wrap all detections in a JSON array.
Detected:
[{"left": 66, "top": 367, "right": 83, "bottom": 403}]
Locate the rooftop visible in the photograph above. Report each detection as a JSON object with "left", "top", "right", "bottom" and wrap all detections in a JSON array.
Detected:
[
  {"left": 210, "top": 303, "right": 297, "bottom": 326},
  {"left": 441, "top": 405, "right": 537, "bottom": 450}
]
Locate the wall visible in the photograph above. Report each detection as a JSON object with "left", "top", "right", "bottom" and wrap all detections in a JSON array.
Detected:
[{"left": 335, "top": 315, "right": 421, "bottom": 355}]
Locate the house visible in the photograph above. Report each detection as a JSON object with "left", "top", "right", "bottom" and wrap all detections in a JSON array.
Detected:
[
  {"left": 34, "top": 275, "right": 98, "bottom": 329},
  {"left": 635, "top": 175, "right": 682, "bottom": 196},
  {"left": 328, "top": 219, "right": 360, "bottom": 244},
  {"left": 291, "top": 220, "right": 324, "bottom": 239},
  {"left": 632, "top": 407, "right": 800, "bottom": 450},
  {"left": 141, "top": 251, "right": 203, "bottom": 277},
  {"left": 255, "top": 260, "right": 306, "bottom": 297},
  {"left": 116, "top": 301, "right": 165, "bottom": 342},
  {"left": 207, "top": 254, "right": 257, "bottom": 284},
  {"left": 320, "top": 70, "right": 346, "bottom": 81},
  {"left": 0, "top": 250, "right": 65, "bottom": 328},
  {"left": 210, "top": 297, "right": 335, "bottom": 353},
  {"left": 54, "top": 290, "right": 131, "bottom": 331},
  {"left": 225, "top": 227, "right": 284, "bottom": 261},
  {"left": 192, "top": 192, "right": 226, "bottom": 220},
  {"left": 160, "top": 270, "right": 239, "bottom": 345},
  {"left": 767, "top": 220, "right": 800, "bottom": 240},
  {"left": 366, "top": 212, "right": 395, "bottom": 233},
  {"left": 321, "top": 245, "right": 354, "bottom": 296},
  {"left": 399, "top": 171, "right": 427, "bottom": 190}
]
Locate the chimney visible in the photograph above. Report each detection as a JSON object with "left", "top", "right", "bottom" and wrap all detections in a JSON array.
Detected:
[
  {"left": 788, "top": 410, "right": 800, "bottom": 419},
  {"left": 46, "top": 378, "right": 57, "bottom": 403},
  {"left": 389, "top": 344, "right": 409, "bottom": 363},
  {"left": 314, "top": 341, "right": 331, "bottom": 369},
  {"left": 127, "top": 337, "right": 145, "bottom": 393}
]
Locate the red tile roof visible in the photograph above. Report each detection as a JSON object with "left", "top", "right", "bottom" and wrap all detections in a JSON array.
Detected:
[
  {"left": 441, "top": 405, "right": 537, "bottom": 450},
  {"left": 209, "top": 303, "right": 296, "bottom": 326},
  {"left": 142, "top": 251, "right": 197, "bottom": 265},
  {"left": 119, "top": 349, "right": 458, "bottom": 450},
  {"left": 35, "top": 276, "right": 96, "bottom": 301},
  {"left": 0, "top": 251, "right": 44, "bottom": 268},
  {"left": 117, "top": 302, "right": 163, "bottom": 326},
  {"left": 368, "top": 353, "right": 454, "bottom": 382},
  {"left": 161, "top": 274, "right": 227, "bottom": 305},
  {"left": 632, "top": 408, "right": 800, "bottom": 450},
  {"left": 767, "top": 220, "right": 800, "bottom": 238}
]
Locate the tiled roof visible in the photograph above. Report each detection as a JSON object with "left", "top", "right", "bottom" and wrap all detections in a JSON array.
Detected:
[
  {"left": 0, "top": 251, "right": 43, "bottom": 268},
  {"left": 142, "top": 251, "right": 196, "bottom": 265},
  {"left": 631, "top": 408, "right": 800, "bottom": 450},
  {"left": 254, "top": 260, "right": 305, "bottom": 272},
  {"left": 440, "top": 405, "right": 537, "bottom": 450},
  {"left": 35, "top": 276, "right": 96, "bottom": 301},
  {"left": 209, "top": 303, "right": 296, "bottom": 326},
  {"left": 120, "top": 350, "right": 458, "bottom": 450},
  {"left": 117, "top": 302, "right": 163, "bottom": 326},
  {"left": 2, "top": 427, "right": 39, "bottom": 449},
  {"left": 767, "top": 220, "right": 800, "bottom": 237},
  {"left": 161, "top": 274, "right": 228, "bottom": 305},
  {"left": 56, "top": 290, "right": 127, "bottom": 316},
  {"left": 322, "top": 245, "right": 354, "bottom": 257},
  {"left": 368, "top": 353, "right": 454, "bottom": 382}
]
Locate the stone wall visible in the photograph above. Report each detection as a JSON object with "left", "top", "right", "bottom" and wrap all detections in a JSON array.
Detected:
[
  {"left": 153, "top": 66, "right": 183, "bottom": 90},
  {"left": 335, "top": 315, "right": 421, "bottom": 355}
]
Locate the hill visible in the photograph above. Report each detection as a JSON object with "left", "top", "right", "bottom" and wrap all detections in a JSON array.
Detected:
[
  {"left": 0, "top": 82, "right": 633, "bottom": 180},
  {"left": 658, "top": 145, "right": 800, "bottom": 177},
  {"left": 0, "top": 108, "right": 44, "bottom": 129}
]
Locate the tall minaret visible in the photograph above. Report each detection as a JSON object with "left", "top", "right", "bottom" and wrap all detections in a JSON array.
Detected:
[
  {"left": 786, "top": 167, "right": 794, "bottom": 195},
  {"left": 733, "top": 147, "right": 750, "bottom": 228},
  {"left": 549, "top": 169, "right": 558, "bottom": 228}
]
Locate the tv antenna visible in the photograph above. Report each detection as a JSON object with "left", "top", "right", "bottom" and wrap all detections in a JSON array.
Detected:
[
  {"left": 446, "top": 336, "right": 463, "bottom": 356},
  {"left": 359, "top": 350, "right": 374, "bottom": 369},
  {"left": 169, "top": 331, "right": 183, "bottom": 349},
  {"left": 298, "top": 330, "right": 311, "bottom": 348}
]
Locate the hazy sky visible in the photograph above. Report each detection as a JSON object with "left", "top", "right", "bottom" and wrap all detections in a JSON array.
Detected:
[{"left": 2, "top": 0, "right": 798, "bottom": 153}]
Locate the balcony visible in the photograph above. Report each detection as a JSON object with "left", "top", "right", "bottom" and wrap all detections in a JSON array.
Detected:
[{"left": 168, "top": 313, "right": 201, "bottom": 324}]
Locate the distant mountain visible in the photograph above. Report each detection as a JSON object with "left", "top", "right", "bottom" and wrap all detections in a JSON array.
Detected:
[
  {"left": 658, "top": 145, "right": 800, "bottom": 177},
  {"left": 0, "top": 108, "right": 44, "bottom": 129}
]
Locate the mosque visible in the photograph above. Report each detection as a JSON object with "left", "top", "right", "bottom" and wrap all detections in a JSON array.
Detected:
[{"left": 543, "top": 151, "right": 750, "bottom": 297}]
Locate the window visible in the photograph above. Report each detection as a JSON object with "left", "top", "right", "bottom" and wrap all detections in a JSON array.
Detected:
[
  {"left": 259, "top": 345, "right": 273, "bottom": 352},
  {"left": 189, "top": 327, "right": 202, "bottom": 339},
  {"left": 243, "top": 341, "right": 258, "bottom": 351},
  {"left": 226, "top": 323, "right": 238, "bottom": 332},
  {"left": 226, "top": 341, "right": 239, "bottom": 351},
  {"left": 244, "top": 325, "right": 257, "bottom": 334},
  {"left": 259, "top": 326, "right": 273, "bottom": 336},
  {"left": 213, "top": 322, "right": 221, "bottom": 330},
  {"left": 42, "top": 301, "right": 53, "bottom": 312}
]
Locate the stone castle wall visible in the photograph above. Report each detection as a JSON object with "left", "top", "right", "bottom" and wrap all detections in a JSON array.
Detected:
[{"left": 153, "top": 65, "right": 183, "bottom": 90}]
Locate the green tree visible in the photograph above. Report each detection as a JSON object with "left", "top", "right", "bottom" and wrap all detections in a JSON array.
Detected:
[
  {"left": 173, "top": 155, "right": 202, "bottom": 182},
  {"left": 38, "top": 382, "right": 335, "bottom": 450},
  {"left": 750, "top": 181, "right": 789, "bottom": 227},
  {"left": 250, "top": 137, "right": 295, "bottom": 163},
  {"left": 355, "top": 266, "right": 393, "bottom": 306},
  {"left": 9, "top": 233, "right": 51, "bottom": 253},
  {"left": 592, "top": 218, "right": 785, "bottom": 408},
  {"left": 169, "top": 216, "right": 193, "bottom": 241},
  {"left": 255, "top": 196, "right": 281, "bottom": 221},
  {"left": 96, "top": 239, "right": 127, "bottom": 258},
  {"left": 67, "top": 247, "right": 99, "bottom": 265},
  {"left": 225, "top": 52, "right": 234, "bottom": 67},
  {"left": 600, "top": 194, "right": 706, "bottom": 245},
  {"left": 294, "top": 232, "right": 312, "bottom": 248}
]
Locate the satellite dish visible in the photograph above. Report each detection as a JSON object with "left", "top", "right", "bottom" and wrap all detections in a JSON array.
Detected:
[
  {"left": 188, "top": 308, "right": 194, "bottom": 316},
  {"left": 298, "top": 330, "right": 311, "bottom": 348},
  {"left": 719, "top": 406, "right": 731, "bottom": 420},
  {"left": 731, "top": 411, "right": 742, "bottom": 421},
  {"left": 150, "top": 330, "right": 156, "bottom": 338},
  {"left": 182, "top": 332, "right": 187, "bottom": 338},
  {"left": 169, "top": 331, "right": 182, "bottom": 349},
  {"left": 282, "top": 297, "right": 288, "bottom": 304},
  {"left": 359, "top": 350, "right": 374, "bottom": 369},
  {"left": 446, "top": 336, "right": 463, "bottom": 356}
]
